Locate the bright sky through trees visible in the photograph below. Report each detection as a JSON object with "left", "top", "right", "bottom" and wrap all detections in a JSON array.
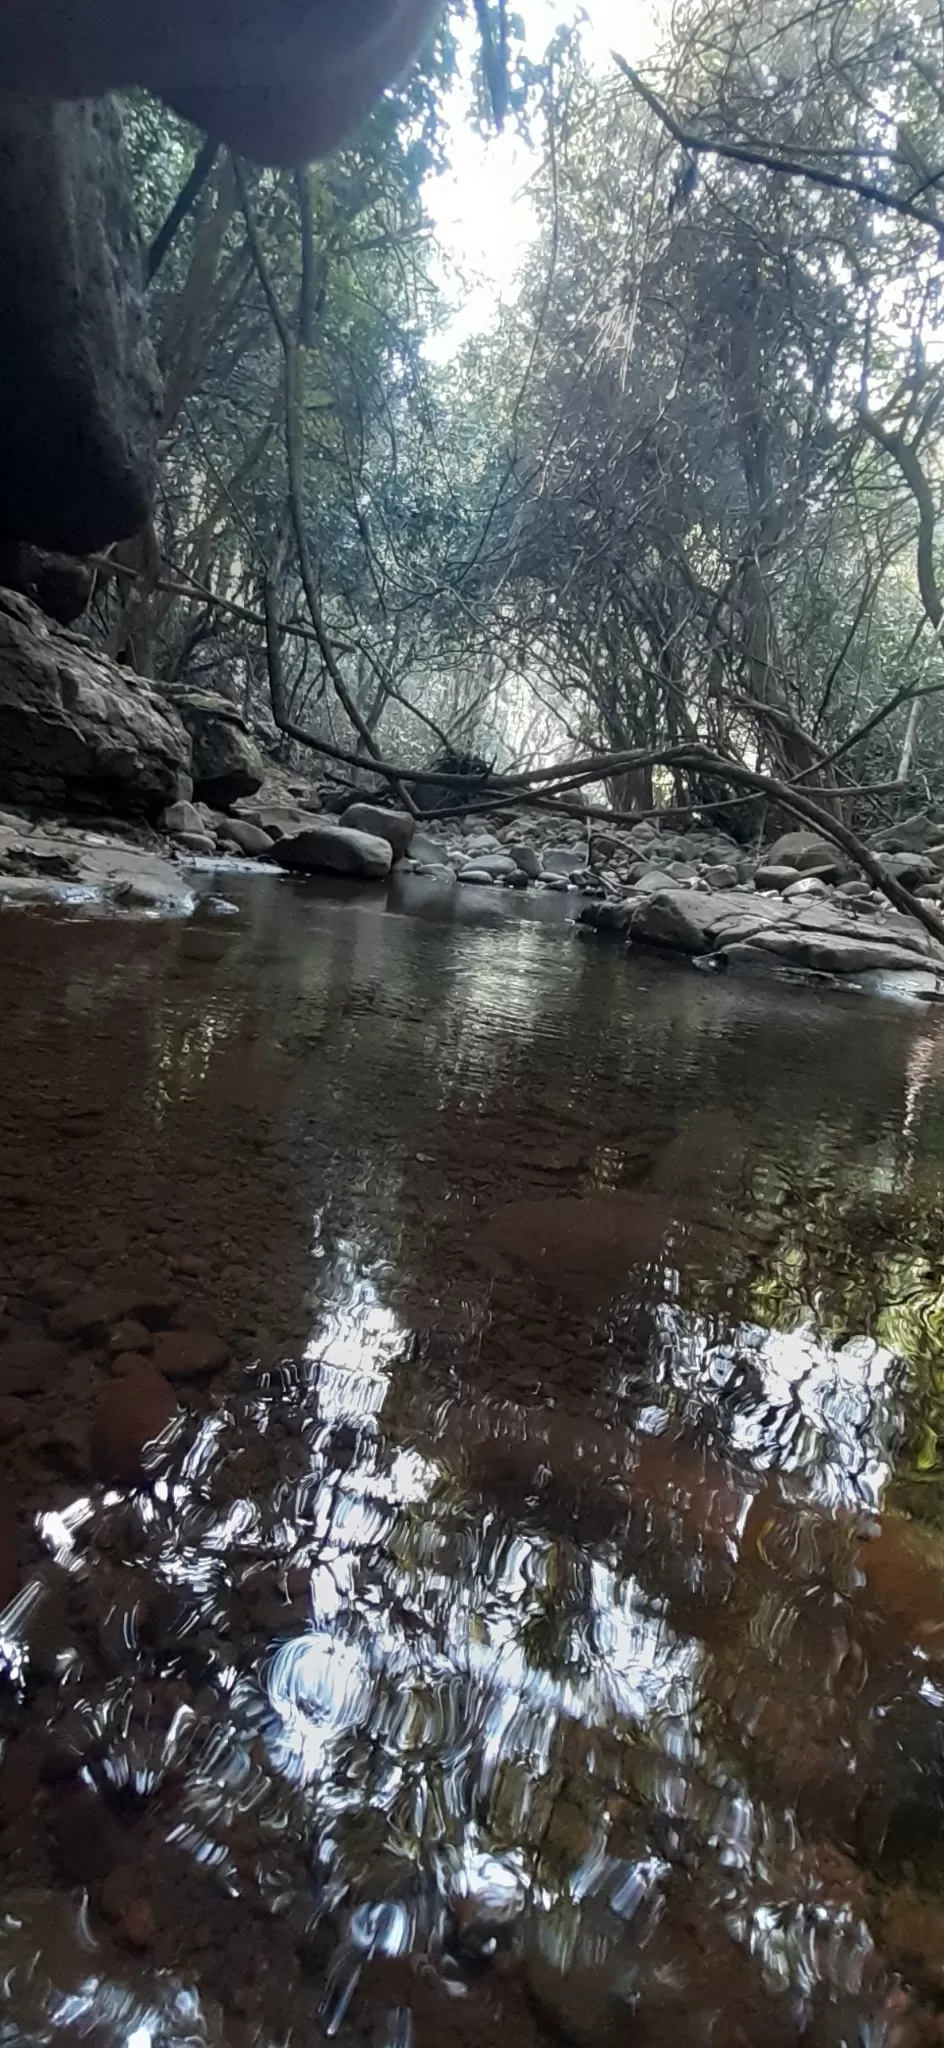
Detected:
[{"left": 425, "top": 0, "right": 658, "bottom": 355}]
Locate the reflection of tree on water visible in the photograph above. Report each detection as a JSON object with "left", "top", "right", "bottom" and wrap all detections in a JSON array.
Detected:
[
  {"left": 653, "top": 1307, "right": 901, "bottom": 1509},
  {"left": 213, "top": 1244, "right": 938, "bottom": 2045}
]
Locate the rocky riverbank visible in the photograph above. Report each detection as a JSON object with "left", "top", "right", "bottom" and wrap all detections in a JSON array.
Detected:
[
  {"left": 0, "top": 586, "right": 942, "bottom": 993},
  {"left": 251, "top": 795, "right": 944, "bottom": 987},
  {"left": 401, "top": 807, "right": 944, "bottom": 987},
  {"left": 4, "top": 787, "right": 944, "bottom": 994}
]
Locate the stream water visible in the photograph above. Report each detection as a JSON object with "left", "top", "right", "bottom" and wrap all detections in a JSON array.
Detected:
[{"left": 4, "top": 875, "right": 944, "bottom": 2045}]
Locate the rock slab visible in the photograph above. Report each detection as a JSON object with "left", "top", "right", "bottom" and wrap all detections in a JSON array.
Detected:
[{"left": 585, "top": 885, "right": 939, "bottom": 980}]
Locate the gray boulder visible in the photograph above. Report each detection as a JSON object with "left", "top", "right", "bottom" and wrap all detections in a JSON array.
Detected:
[
  {"left": 236, "top": 804, "right": 306, "bottom": 842},
  {"left": 162, "top": 799, "right": 206, "bottom": 838},
  {"left": 579, "top": 901, "right": 632, "bottom": 933},
  {"left": 754, "top": 865, "right": 800, "bottom": 892},
  {"left": 0, "top": 589, "right": 190, "bottom": 817},
  {"left": 170, "top": 691, "right": 264, "bottom": 809},
  {"left": 702, "top": 862, "right": 738, "bottom": 890},
  {"left": 413, "top": 862, "right": 456, "bottom": 881},
  {"left": 801, "top": 863, "right": 846, "bottom": 885},
  {"left": 630, "top": 869, "right": 677, "bottom": 895},
  {"left": 626, "top": 889, "right": 724, "bottom": 953},
  {"left": 217, "top": 818, "right": 274, "bottom": 857},
  {"left": 879, "top": 851, "right": 937, "bottom": 890},
  {"left": 461, "top": 851, "right": 516, "bottom": 879},
  {"left": 0, "top": 100, "right": 159, "bottom": 552},
  {"left": 766, "top": 830, "right": 843, "bottom": 873},
  {"left": 341, "top": 803, "right": 415, "bottom": 859},
  {"left": 783, "top": 876, "right": 830, "bottom": 900},
  {"left": 459, "top": 867, "right": 498, "bottom": 885},
  {"left": 509, "top": 842, "right": 542, "bottom": 879},
  {"left": 543, "top": 847, "right": 581, "bottom": 878},
  {"left": 272, "top": 822, "right": 392, "bottom": 880},
  {"left": 412, "top": 831, "right": 449, "bottom": 865},
  {"left": 177, "top": 830, "right": 217, "bottom": 856},
  {"left": 870, "top": 813, "right": 937, "bottom": 853}
]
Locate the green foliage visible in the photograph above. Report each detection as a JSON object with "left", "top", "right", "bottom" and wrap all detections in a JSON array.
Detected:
[{"left": 109, "top": 0, "right": 944, "bottom": 805}]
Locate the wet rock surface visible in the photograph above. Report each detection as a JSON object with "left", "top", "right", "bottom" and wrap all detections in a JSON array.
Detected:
[
  {"left": 1, "top": 886, "right": 944, "bottom": 2044},
  {"left": 0, "top": 810, "right": 195, "bottom": 914}
]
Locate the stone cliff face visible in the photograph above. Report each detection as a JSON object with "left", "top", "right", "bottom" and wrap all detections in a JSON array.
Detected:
[
  {"left": 0, "top": 591, "right": 191, "bottom": 818},
  {"left": 0, "top": 97, "right": 160, "bottom": 555},
  {"left": 0, "top": 97, "right": 179, "bottom": 816}
]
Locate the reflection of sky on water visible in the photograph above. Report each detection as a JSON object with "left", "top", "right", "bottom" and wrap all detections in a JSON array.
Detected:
[
  {"left": 0, "top": 1250, "right": 918, "bottom": 2045},
  {"left": 254, "top": 1234, "right": 907, "bottom": 1995},
  {"left": 261, "top": 1245, "right": 709, "bottom": 1888},
  {"left": 653, "top": 1305, "right": 903, "bottom": 1509},
  {"left": 5, "top": 881, "right": 944, "bottom": 2048},
  {"left": 304, "top": 1236, "right": 406, "bottom": 1419}
]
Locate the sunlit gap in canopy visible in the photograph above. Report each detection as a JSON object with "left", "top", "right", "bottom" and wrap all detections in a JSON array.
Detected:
[{"left": 423, "top": 0, "right": 662, "bottom": 362}]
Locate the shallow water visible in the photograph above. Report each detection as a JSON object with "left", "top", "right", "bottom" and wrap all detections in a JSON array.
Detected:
[{"left": 4, "top": 876, "right": 944, "bottom": 2045}]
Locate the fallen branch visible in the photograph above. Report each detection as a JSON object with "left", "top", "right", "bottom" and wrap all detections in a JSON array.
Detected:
[
  {"left": 678, "top": 750, "right": 944, "bottom": 946},
  {"left": 86, "top": 539, "right": 944, "bottom": 945},
  {"left": 266, "top": 721, "right": 944, "bottom": 949},
  {"left": 89, "top": 552, "right": 325, "bottom": 646}
]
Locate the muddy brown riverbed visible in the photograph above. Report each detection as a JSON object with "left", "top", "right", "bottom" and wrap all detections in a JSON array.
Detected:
[{"left": 6, "top": 875, "right": 944, "bottom": 2045}]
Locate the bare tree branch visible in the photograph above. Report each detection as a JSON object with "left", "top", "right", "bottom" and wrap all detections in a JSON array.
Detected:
[
  {"left": 234, "top": 159, "right": 418, "bottom": 815},
  {"left": 612, "top": 53, "right": 944, "bottom": 241},
  {"left": 147, "top": 136, "right": 219, "bottom": 284}
]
